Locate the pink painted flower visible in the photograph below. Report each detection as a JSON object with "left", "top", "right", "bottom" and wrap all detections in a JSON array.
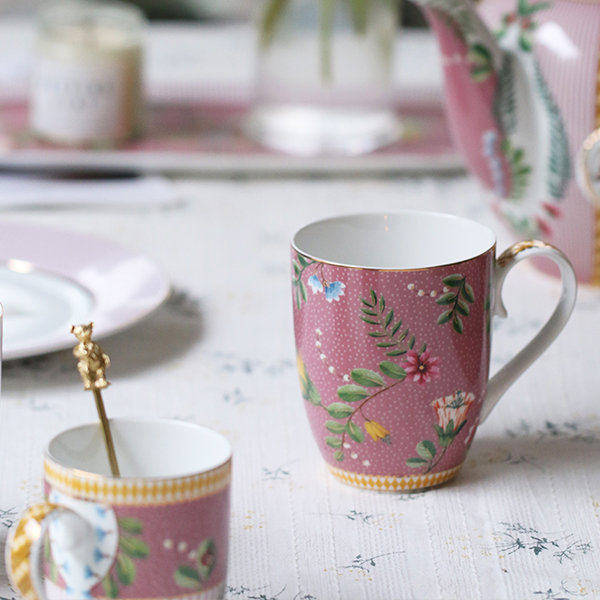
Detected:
[
  {"left": 401, "top": 350, "right": 440, "bottom": 385},
  {"left": 432, "top": 391, "right": 475, "bottom": 433}
]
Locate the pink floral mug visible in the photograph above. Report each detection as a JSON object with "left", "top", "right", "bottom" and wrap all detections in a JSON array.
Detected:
[
  {"left": 291, "top": 212, "right": 577, "bottom": 491},
  {"left": 6, "top": 418, "right": 231, "bottom": 599}
]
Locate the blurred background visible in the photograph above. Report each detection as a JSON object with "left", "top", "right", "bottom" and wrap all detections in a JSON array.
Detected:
[{"left": 0, "top": 0, "right": 427, "bottom": 26}]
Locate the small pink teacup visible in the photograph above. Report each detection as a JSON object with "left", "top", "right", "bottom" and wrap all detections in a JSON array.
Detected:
[
  {"left": 291, "top": 212, "right": 576, "bottom": 491},
  {"left": 6, "top": 418, "right": 231, "bottom": 599}
]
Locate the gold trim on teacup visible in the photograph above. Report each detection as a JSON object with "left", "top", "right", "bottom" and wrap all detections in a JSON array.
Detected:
[
  {"left": 43, "top": 459, "right": 231, "bottom": 505},
  {"left": 328, "top": 464, "right": 462, "bottom": 491}
]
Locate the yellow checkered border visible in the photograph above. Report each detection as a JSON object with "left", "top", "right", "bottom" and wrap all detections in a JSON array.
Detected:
[
  {"left": 7, "top": 502, "right": 56, "bottom": 600},
  {"left": 44, "top": 459, "right": 231, "bottom": 505},
  {"left": 328, "top": 464, "right": 462, "bottom": 492}
]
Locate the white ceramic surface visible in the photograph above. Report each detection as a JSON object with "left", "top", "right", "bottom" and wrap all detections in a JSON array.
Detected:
[{"left": 0, "top": 221, "right": 170, "bottom": 360}]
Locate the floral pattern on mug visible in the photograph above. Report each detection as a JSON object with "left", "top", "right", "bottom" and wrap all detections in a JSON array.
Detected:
[
  {"left": 173, "top": 538, "right": 217, "bottom": 591},
  {"left": 406, "top": 391, "right": 475, "bottom": 473},
  {"left": 296, "top": 286, "right": 455, "bottom": 462}
]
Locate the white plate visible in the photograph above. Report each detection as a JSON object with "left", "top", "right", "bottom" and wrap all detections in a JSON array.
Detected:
[{"left": 0, "top": 222, "right": 170, "bottom": 360}]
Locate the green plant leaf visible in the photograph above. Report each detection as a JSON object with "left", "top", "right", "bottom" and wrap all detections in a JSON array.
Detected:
[
  {"left": 370, "top": 289, "right": 378, "bottom": 305},
  {"left": 454, "top": 420, "right": 467, "bottom": 437},
  {"left": 453, "top": 316, "right": 464, "bottom": 334},
  {"left": 386, "top": 349, "right": 407, "bottom": 357},
  {"left": 379, "top": 361, "right": 406, "bottom": 380},
  {"left": 384, "top": 309, "right": 394, "bottom": 329},
  {"left": 351, "top": 369, "right": 384, "bottom": 387},
  {"left": 390, "top": 319, "right": 403, "bottom": 336},
  {"left": 292, "top": 261, "right": 301, "bottom": 277},
  {"left": 116, "top": 553, "right": 136, "bottom": 586},
  {"left": 297, "top": 253, "right": 310, "bottom": 268},
  {"left": 376, "top": 341, "right": 398, "bottom": 348},
  {"left": 299, "top": 280, "right": 307, "bottom": 302},
  {"left": 416, "top": 440, "right": 437, "bottom": 460},
  {"left": 436, "top": 292, "right": 456, "bottom": 305},
  {"left": 406, "top": 457, "right": 428, "bottom": 467},
  {"left": 120, "top": 535, "right": 150, "bottom": 559},
  {"left": 118, "top": 517, "right": 143, "bottom": 535},
  {"left": 327, "top": 402, "right": 355, "bottom": 419},
  {"left": 360, "top": 308, "right": 378, "bottom": 316},
  {"left": 462, "top": 283, "right": 475, "bottom": 303},
  {"left": 408, "top": 335, "right": 415, "bottom": 349},
  {"left": 102, "top": 574, "right": 119, "bottom": 599},
  {"left": 367, "top": 331, "right": 387, "bottom": 338},
  {"left": 197, "top": 538, "right": 217, "bottom": 580},
  {"left": 442, "top": 274, "right": 465, "bottom": 287},
  {"left": 337, "top": 385, "right": 370, "bottom": 402},
  {"left": 456, "top": 300, "right": 470, "bottom": 316},
  {"left": 174, "top": 565, "right": 202, "bottom": 590},
  {"left": 334, "top": 449, "right": 344, "bottom": 461},
  {"left": 326, "top": 436, "right": 343, "bottom": 448},
  {"left": 326, "top": 420, "right": 347, "bottom": 434},
  {"left": 346, "top": 421, "right": 364, "bottom": 444}
]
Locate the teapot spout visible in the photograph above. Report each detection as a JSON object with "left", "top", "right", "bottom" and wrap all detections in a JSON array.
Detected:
[{"left": 414, "top": 0, "right": 571, "bottom": 239}]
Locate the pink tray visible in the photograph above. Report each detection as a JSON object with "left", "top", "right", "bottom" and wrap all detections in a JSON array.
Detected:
[{"left": 0, "top": 99, "right": 462, "bottom": 174}]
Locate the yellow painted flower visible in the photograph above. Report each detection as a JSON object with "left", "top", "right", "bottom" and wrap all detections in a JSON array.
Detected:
[
  {"left": 296, "top": 353, "right": 306, "bottom": 382},
  {"left": 364, "top": 420, "right": 391, "bottom": 444}
]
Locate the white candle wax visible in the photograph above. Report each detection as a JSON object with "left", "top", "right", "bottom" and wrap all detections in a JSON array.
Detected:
[{"left": 29, "top": 1, "right": 145, "bottom": 147}]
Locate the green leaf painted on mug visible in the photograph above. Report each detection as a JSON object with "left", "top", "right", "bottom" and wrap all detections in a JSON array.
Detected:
[
  {"left": 327, "top": 402, "right": 354, "bottom": 419},
  {"left": 174, "top": 565, "right": 202, "bottom": 590},
  {"left": 337, "top": 385, "right": 370, "bottom": 402},
  {"left": 346, "top": 421, "right": 364, "bottom": 444},
  {"left": 406, "top": 457, "right": 428, "bottom": 467},
  {"left": 379, "top": 361, "right": 406, "bottom": 380},
  {"left": 102, "top": 574, "right": 119, "bottom": 599},
  {"left": 351, "top": 369, "right": 384, "bottom": 387},
  {"left": 416, "top": 440, "right": 437, "bottom": 460},
  {"left": 442, "top": 274, "right": 464, "bottom": 287},
  {"left": 437, "top": 310, "right": 452, "bottom": 325},
  {"left": 326, "top": 436, "right": 343, "bottom": 448},
  {"left": 118, "top": 517, "right": 143, "bottom": 534},
  {"left": 116, "top": 553, "right": 136, "bottom": 586},
  {"left": 326, "top": 420, "right": 347, "bottom": 434},
  {"left": 120, "top": 535, "right": 150, "bottom": 559},
  {"left": 436, "top": 292, "right": 456, "bottom": 306}
]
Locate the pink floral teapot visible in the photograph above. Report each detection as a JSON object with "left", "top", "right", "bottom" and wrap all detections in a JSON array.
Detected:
[{"left": 412, "top": 0, "right": 600, "bottom": 284}]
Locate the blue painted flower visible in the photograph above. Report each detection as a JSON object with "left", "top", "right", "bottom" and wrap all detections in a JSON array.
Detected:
[
  {"left": 324, "top": 281, "right": 346, "bottom": 302},
  {"left": 308, "top": 274, "right": 323, "bottom": 294}
]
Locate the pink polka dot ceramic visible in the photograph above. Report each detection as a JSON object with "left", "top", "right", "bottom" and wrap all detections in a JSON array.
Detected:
[{"left": 291, "top": 212, "right": 576, "bottom": 492}]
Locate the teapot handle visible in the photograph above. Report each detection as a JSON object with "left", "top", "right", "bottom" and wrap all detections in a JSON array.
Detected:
[
  {"left": 480, "top": 240, "right": 577, "bottom": 423},
  {"left": 577, "top": 127, "right": 600, "bottom": 205}
]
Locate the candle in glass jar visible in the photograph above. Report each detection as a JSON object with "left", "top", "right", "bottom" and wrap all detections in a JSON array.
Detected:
[{"left": 29, "top": 1, "right": 145, "bottom": 147}]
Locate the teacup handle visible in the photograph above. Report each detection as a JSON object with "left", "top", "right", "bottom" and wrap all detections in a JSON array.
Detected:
[
  {"left": 6, "top": 501, "right": 64, "bottom": 600},
  {"left": 6, "top": 501, "right": 112, "bottom": 600},
  {"left": 480, "top": 240, "right": 577, "bottom": 422}
]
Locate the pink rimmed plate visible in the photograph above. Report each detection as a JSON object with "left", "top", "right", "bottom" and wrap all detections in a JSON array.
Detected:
[{"left": 0, "top": 222, "right": 170, "bottom": 360}]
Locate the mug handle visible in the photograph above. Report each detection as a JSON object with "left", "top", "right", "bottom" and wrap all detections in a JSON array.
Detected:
[{"left": 480, "top": 240, "right": 577, "bottom": 422}]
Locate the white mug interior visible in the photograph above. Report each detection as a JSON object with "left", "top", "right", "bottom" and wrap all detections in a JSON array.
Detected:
[
  {"left": 292, "top": 212, "right": 496, "bottom": 269},
  {"left": 47, "top": 418, "right": 232, "bottom": 479}
]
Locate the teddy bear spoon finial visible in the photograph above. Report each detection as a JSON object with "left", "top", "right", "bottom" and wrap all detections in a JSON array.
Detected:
[{"left": 71, "top": 322, "right": 120, "bottom": 477}]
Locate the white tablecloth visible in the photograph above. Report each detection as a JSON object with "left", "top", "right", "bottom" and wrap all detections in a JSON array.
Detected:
[
  {"left": 0, "top": 174, "right": 598, "bottom": 600},
  {"left": 0, "top": 21, "right": 599, "bottom": 600}
]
